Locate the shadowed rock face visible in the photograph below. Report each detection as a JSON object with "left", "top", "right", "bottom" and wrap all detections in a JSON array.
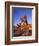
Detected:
[
  {"left": 12, "top": 16, "right": 32, "bottom": 37},
  {"left": 13, "top": 24, "right": 32, "bottom": 37}
]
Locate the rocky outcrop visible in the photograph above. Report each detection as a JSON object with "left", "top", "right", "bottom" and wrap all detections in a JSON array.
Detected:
[{"left": 13, "top": 16, "right": 32, "bottom": 37}]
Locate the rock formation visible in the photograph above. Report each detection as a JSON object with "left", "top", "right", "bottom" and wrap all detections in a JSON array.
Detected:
[{"left": 13, "top": 16, "right": 32, "bottom": 37}]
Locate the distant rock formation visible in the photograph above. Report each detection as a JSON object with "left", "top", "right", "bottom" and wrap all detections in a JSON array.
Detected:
[{"left": 13, "top": 16, "right": 32, "bottom": 37}]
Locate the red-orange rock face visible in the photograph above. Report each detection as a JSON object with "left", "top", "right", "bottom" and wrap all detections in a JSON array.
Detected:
[{"left": 13, "top": 16, "right": 32, "bottom": 37}]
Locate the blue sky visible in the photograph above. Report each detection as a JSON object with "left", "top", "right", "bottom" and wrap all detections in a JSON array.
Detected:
[{"left": 12, "top": 7, "right": 32, "bottom": 26}]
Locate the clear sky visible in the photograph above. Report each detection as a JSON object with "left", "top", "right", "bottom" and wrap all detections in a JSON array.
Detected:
[{"left": 12, "top": 7, "right": 32, "bottom": 26}]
